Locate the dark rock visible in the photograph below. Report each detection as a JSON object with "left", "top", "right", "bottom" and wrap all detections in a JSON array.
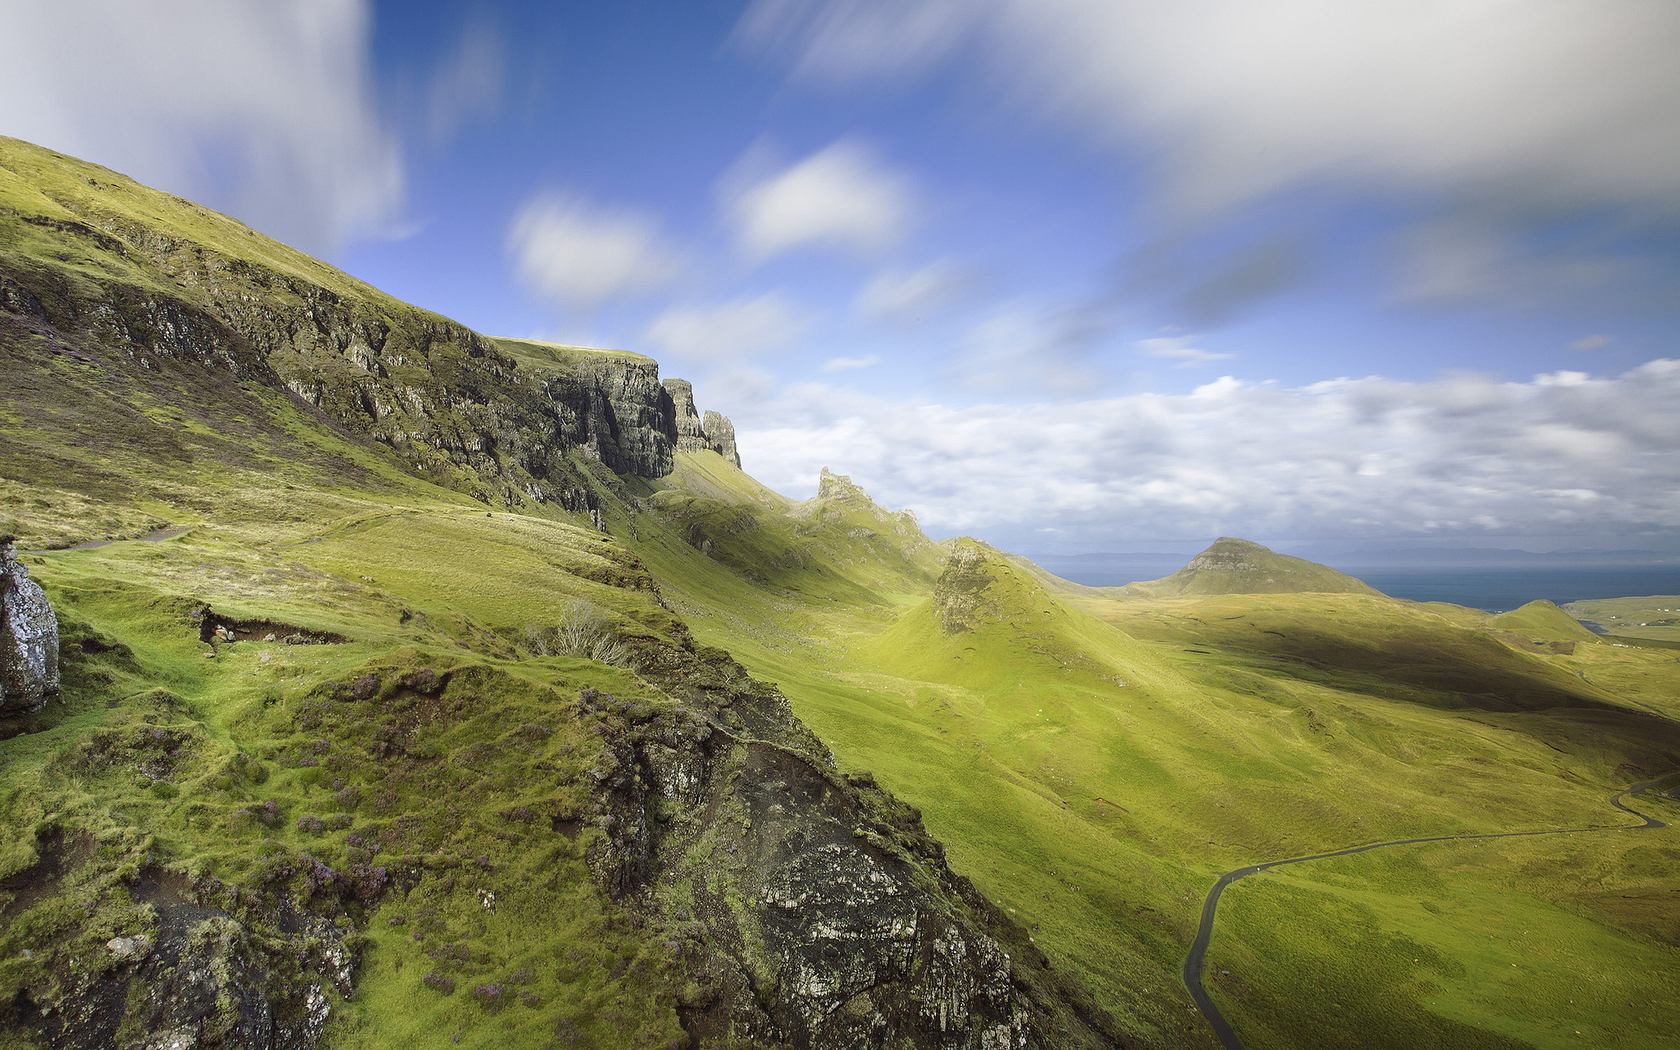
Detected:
[
  {"left": 0, "top": 540, "right": 59, "bottom": 714},
  {"left": 701, "top": 409, "right": 741, "bottom": 469},
  {"left": 663, "top": 378, "right": 744, "bottom": 470},
  {"left": 579, "top": 646, "right": 1103, "bottom": 1050},
  {"left": 663, "top": 378, "right": 711, "bottom": 455}
]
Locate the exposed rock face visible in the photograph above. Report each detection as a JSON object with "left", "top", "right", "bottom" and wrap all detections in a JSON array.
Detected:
[
  {"left": 702, "top": 409, "right": 741, "bottom": 469},
  {"left": 932, "top": 541, "right": 1001, "bottom": 636},
  {"left": 818, "top": 467, "right": 869, "bottom": 502},
  {"left": 664, "top": 378, "right": 711, "bottom": 455},
  {"left": 23, "top": 862, "right": 349, "bottom": 1050},
  {"left": 662, "top": 378, "right": 744, "bottom": 469},
  {"left": 581, "top": 646, "right": 1098, "bottom": 1050},
  {"left": 566, "top": 358, "right": 678, "bottom": 477},
  {"left": 0, "top": 540, "right": 58, "bottom": 714}
]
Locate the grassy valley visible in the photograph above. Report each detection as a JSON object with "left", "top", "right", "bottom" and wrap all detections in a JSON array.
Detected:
[{"left": 3, "top": 137, "right": 1678, "bottom": 1050}]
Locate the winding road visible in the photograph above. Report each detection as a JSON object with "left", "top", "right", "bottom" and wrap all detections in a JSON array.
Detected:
[{"left": 1181, "top": 773, "right": 1676, "bottom": 1050}]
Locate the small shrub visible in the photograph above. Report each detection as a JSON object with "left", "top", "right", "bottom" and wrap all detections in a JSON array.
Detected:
[
  {"left": 422, "top": 970, "right": 456, "bottom": 995},
  {"left": 526, "top": 600, "right": 631, "bottom": 666},
  {"left": 297, "top": 815, "right": 326, "bottom": 835},
  {"left": 472, "top": 983, "right": 509, "bottom": 1014}
]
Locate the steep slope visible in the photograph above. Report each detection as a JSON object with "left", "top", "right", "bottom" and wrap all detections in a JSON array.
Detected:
[
  {"left": 0, "top": 136, "right": 692, "bottom": 536},
  {"left": 0, "top": 142, "right": 1124, "bottom": 1050},
  {"left": 1122, "top": 538, "right": 1382, "bottom": 598}
]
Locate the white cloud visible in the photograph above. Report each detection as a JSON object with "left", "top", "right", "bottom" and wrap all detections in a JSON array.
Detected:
[
  {"left": 1137, "top": 335, "right": 1232, "bottom": 366},
  {"left": 644, "top": 294, "right": 812, "bottom": 361},
  {"left": 734, "top": 359, "right": 1680, "bottom": 547},
  {"left": 506, "top": 193, "right": 684, "bottom": 308},
  {"left": 738, "top": 0, "right": 1680, "bottom": 217},
  {"left": 0, "top": 0, "right": 404, "bottom": 256},
  {"left": 426, "top": 23, "right": 506, "bottom": 146},
  {"left": 823, "top": 354, "right": 881, "bottom": 372},
  {"left": 1569, "top": 334, "right": 1613, "bottom": 352},
  {"left": 725, "top": 139, "right": 917, "bottom": 261},
  {"left": 856, "top": 260, "right": 973, "bottom": 322}
]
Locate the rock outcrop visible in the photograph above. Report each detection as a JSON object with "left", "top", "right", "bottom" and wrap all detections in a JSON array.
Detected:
[
  {"left": 701, "top": 409, "right": 741, "bottom": 469},
  {"left": 663, "top": 378, "right": 743, "bottom": 469},
  {"left": 817, "top": 467, "right": 869, "bottom": 502},
  {"left": 932, "top": 541, "right": 1003, "bottom": 636},
  {"left": 584, "top": 645, "right": 1101, "bottom": 1050},
  {"left": 0, "top": 540, "right": 58, "bottom": 714}
]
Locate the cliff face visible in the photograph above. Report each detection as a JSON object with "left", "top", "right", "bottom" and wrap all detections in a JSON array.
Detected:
[
  {"left": 662, "top": 378, "right": 743, "bottom": 469},
  {"left": 0, "top": 138, "right": 689, "bottom": 509},
  {"left": 587, "top": 644, "right": 1076, "bottom": 1049}
]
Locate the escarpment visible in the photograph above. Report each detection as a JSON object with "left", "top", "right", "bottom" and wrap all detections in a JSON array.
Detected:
[{"left": 0, "top": 137, "right": 714, "bottom": 511}]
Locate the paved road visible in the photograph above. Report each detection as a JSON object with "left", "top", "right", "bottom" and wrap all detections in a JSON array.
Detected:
[{"left": 1181, "top": 773, "right": 1675, "bottom": 1050}]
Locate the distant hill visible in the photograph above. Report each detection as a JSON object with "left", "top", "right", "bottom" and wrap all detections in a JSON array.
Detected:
[
  {"left": 1488, "top": 600, "right": 1600, "bottom": 642},
  {"left": 1122, "top": 537, "right": 1384, "bottom": 597}
]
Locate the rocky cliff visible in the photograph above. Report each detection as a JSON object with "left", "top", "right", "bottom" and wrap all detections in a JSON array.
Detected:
[
  {"left": 584, "top": 639, "right": 1117, "bottom": 1049},
  {"left": 0, "top": 539, "right": 58, "bottom": 714},
  {"left": 663, "top": 378, "right": 743, "bottom": 469},
  {"left": 0, "top": 138, "right": 710, "bottom": 513}
]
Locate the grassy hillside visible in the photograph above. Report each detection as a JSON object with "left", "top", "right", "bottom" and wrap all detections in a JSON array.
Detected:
[
  {"left": 1121, "top": 538, "right": 1383, "bottom": 598},
  {"left": 4, "top": 139, "right": 1679, "bottom": 1050}
]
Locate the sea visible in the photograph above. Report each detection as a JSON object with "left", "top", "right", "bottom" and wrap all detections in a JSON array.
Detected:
[{"left": 1043, "top": 557, "right": 1680, "bottom": 614}]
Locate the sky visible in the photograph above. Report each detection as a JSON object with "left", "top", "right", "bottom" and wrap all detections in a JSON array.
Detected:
[{"left": 4, "top": 0, "right": 1679, "bottom": 557}]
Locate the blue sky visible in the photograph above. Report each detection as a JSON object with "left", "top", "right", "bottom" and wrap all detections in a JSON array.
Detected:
[{"left": 5, "top": 0, "right": 1679, "bottom": 556}]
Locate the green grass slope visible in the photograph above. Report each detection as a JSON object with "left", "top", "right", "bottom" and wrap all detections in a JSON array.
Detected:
[{"left": 651, "top": 519, "right": 1680, "bottom": 1050}]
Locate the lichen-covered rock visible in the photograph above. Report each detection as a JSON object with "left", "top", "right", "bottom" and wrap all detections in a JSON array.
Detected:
[
  {"left": 932, "top": 541, "right": 999, "bottom": 636},
  {"left": 577, "top": 644, "right": 1110, "bottom": 1050},
  {"left": 0, "top": 540, "right": 59, "bottom": 714},
  {"left": 25, "top": 870, "right": 349, "bottom": 1050}
]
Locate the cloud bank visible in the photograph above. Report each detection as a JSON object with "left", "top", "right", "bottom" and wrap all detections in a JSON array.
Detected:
[
  {"left": 0, "top": 0, "right": 403, "bottom": 256},
  {"left": 737, "top": 359, "right": 1680, "bottom": 548}
]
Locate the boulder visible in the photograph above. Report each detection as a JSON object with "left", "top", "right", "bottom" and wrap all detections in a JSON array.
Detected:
[{"left": 0, "top": 539, "right": 59, "bottom": 714}]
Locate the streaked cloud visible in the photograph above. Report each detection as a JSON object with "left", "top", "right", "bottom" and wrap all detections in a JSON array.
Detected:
[
  {"left": 1136, "top": 335, "right": 1232, "bottom": 366},
  {"left": 822, "top": 354, "right": 880, "bottom": 372},
  {"left": 0, "top": 0, "right": 403, "bottom": 256},
  {"left": 737, "top": 358, "right": 1680, "bottom": 546},
  {"left": 1569, "top": 334, "right": 1614, "bottom": 352},
  {"left": 426, "top": 22, "right": 506, "bottom": 146},
  {"left": 856, "top": 260, "right": 973, "bottom": 323},
  {"left": 644, "top": 293, "right": 811, "bottom": 361},
  {"left": 741, "top": 0, "right": 1680, "bottom": 216},
  {"left": 505, "top": 193, "right": 684, "bottom": 308},
  {"left": 724, "top": 139, "right": 917, "bottom": 261}
]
